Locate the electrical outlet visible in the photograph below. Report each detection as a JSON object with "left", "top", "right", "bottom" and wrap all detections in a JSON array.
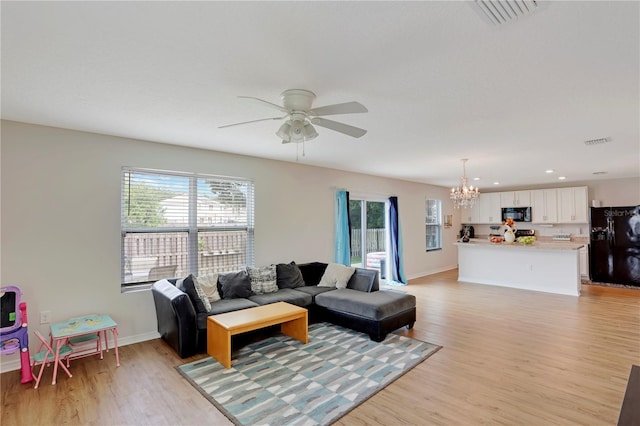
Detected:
[{"left": 40, "top": 310, "right": 51, "bottom": 324}]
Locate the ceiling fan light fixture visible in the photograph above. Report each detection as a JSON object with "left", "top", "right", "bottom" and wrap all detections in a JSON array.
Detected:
[
  {"left": 222, "top": 89, "right": 368, "bottom": 147},
  {"left": 303, "top": 123, "right": 318, "bottom": 141},
  {"left": 276, "top": 122, "right": 291, "bottom": 141},
  {"left": 289, "top": 120, "right": 305, "bottom": 141}
]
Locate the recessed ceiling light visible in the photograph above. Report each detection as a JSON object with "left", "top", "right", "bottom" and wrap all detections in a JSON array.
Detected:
[
  {"left": 473, "top": 177, "right": 480, "bottom": 181},
  {"left": 558, "top": 176, "right": 566, "bottom": 180},
  {"left": 545, "top": 169, "right": 555, "bottom": 174},
  {"left": 493, "top": 182, "right": 500, "bottom": 185}
]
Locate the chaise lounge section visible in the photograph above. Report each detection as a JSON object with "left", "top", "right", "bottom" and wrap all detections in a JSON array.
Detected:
[
  {"left": 315, "top": 289, "right": 416, "bottom": 342},
  {"left": 151, "top": 261, "right": 416, "bottom": 358}
]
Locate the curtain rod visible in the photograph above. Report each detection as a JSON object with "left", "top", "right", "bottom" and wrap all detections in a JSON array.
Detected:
[{"left": 329, "top": 186, "right": 397, "bottom": 198}]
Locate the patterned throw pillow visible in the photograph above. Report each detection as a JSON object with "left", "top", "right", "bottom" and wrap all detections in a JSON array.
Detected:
[
  {"left": 195, "top": 273, "right": 220, "bottom": 303},
  {"left": 318, "top": 263, "right": 356, "bottom": 289},
  {"left": 191, "top": 276, "right": 212, "bottom": 312},
  {"left": 247, "top": 265, "right": 278, "bottom": 294}
]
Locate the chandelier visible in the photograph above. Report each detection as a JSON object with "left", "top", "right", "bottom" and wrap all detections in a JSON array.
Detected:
[{"left": 450, "top": 158, "right": 480, "bottom": 209}]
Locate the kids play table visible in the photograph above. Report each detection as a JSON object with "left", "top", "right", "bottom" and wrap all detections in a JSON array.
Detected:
[{"left": 49, "top": 314, "right": 120, "bottom": 384}]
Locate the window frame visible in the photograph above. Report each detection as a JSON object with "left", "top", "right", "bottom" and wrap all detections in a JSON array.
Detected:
[
  {"left": 120, "top": 167, "right": 254, "bottom": 290},
  {"left": 425, "top": 198, "right": 442, "bottom": 252}
]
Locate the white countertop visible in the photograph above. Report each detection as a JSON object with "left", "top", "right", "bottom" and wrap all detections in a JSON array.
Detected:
[{"left": 455, "top": 238, "right": 585, "bottom": 251}]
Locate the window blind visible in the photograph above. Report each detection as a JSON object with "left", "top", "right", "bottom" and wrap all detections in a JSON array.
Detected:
[
  {"left": 426, "top": 199, "right": 442, "bottom": 251},
  {"left": 121, "top": 168, "right": 254, "bottom": 287}
]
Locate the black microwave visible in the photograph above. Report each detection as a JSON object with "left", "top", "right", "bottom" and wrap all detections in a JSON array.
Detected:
[{"left": 501, "top": 207, "right": 531, "bottom": 222}]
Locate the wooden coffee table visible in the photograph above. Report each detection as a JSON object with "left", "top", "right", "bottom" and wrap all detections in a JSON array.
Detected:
[{"left": 207, "top": 302, "right": 308, "bottom": 368}]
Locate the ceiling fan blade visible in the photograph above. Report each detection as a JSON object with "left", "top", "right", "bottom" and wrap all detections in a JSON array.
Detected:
[
  {"left": 311, "top": 117, "right": 367, "bottom": 138},
  {"left": 238, "top": 96, "right": 289, "bottom": 113},
  {"left": 308, "top": 101, "right": 368, "bottom": 117},
  {"left": 219, "top": 116, "right": 287, "bottom": 129}
]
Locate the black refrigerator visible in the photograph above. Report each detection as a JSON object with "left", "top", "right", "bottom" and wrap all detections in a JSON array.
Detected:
[{"left": 590, "top": 206, "right": 640, "bottom": 285}]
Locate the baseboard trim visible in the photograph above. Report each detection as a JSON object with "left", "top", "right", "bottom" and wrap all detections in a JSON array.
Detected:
[
  {"left": 407, "top": 265, "right": 458, "bottom": 282},
  {"left": 458, "top": 276, "right": 580, "bottom": 297},
  {"left": 0, "top": 331, "right": 160, "bottom": 373}
]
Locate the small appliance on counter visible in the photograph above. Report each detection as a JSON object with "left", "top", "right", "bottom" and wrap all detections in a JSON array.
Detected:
[
  {"left": 552, "top": 233, "right": 571, "bottom": 241},
  {"left": 459, "top": 225, "right": 475, "bottom": 241},
  {"left": 515, "top": 229, "right": 535, "bottom": 238}
]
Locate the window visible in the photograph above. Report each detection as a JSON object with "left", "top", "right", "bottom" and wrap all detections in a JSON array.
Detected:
[
  {"left": 121, "top": 168, "right": 254, "bottom": 288},
  {"left": 426, "top": 199, "right": 442, "bottom": 251}
]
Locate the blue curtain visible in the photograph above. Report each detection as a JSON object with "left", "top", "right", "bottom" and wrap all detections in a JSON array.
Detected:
[
  {"left": 388, "top": 196, "right": 407, "bottom": 285},
  {"left": 334, "top": 190, "right": 351, "bottom": 266}
]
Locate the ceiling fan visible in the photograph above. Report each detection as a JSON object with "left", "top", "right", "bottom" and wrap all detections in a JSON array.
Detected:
[{"left": 219, "top": 89, "right": 368, "bottom": 144}]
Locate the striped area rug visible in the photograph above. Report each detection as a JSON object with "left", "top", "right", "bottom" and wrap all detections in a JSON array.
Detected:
[{"left": 177, "top": 322, "right": 441, "bottom": 426}]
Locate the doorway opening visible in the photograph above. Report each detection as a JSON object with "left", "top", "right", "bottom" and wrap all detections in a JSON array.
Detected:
[{"left": 349, "top": 199, "right": 387, "bottom": 279}]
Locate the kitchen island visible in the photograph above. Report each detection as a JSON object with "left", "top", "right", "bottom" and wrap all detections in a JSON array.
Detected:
[{"left": 456, "top": 239, "right": 585, "bottom": 296}]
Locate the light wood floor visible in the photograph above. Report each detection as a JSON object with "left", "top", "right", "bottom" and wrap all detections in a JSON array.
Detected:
[{"left": 2, "top": 270, "right": 639, "bottom": 425}]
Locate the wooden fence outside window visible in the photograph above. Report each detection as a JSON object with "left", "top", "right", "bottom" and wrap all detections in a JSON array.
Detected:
[{"left": 123, "top": 231, "right": 248, "bottom": 283}]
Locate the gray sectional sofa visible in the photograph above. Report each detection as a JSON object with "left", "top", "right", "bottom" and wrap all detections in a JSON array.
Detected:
[{"left": 151, "top": 261, "right": 416, "bottom": 358}]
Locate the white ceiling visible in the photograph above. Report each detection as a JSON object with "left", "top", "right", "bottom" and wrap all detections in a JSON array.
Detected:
[{"left": 2, "top": 1, "right": 639, "bottom": 189}]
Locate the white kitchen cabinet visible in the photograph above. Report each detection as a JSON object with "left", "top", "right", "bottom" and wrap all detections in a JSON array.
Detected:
[
  {"left": 478, "top": 193, "right": 502, "bottom": 224},
  {"left": 500, "top": 190, "right": 531, "bottom": 207},
  {"left": 461, "top": 201, "right": 480, "bottom": 224},
  {"left": 579, "top": 245, "right": 589, "bottom": 278},
  {"left": 558, "top": 186, "right": 589, "bottom": 223},
  {"left": 460, "top": 193, "right": 500, "bottom": 224},
  {"left": 532, "top": 189, "right": 558, "bottom": 223},
  {"left": 465, "top": 185, "right": 587, "bottom": 225}
]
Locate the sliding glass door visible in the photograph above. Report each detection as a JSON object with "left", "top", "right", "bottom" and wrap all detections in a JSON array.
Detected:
[{"left": 349, "top": 199, "right": 387, "bottom": 278}]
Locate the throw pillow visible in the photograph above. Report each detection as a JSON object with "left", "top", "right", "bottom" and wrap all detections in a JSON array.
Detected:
[
  {"left": 318, "top": 263, "right": 356, "bottom": 289},
  {"left": 218, "top": 270, "right": 253, "bottom": 299},
  {"left": 297, "top": 262, "right": 329, "bottom": 286},
  {"left": 192, "top": 276, "right": 212, "bottom": 312},
  {"left": 195, "top": 273, "right": 220, "bottom": 303},
  {"left": 179, "top": 274, "right": 210, "bottom": 313},
  {"left": 276, "top": 261, "right": 305, "bottom": 289},
  {"left": 247, "top": 265, "right": 278, "bottom": 294}
]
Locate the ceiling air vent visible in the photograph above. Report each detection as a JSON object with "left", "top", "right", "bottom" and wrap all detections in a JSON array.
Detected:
[
  {"left": 475, "top": 0, "right": 539, "bottom": 25},
  {"left": 584, "top": 137, "right": 610, "bottom": 146}
]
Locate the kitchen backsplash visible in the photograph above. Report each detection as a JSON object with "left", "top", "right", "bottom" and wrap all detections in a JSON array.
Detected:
[{"left": 472, "top": 223, "right": 589, "bottom": 239}]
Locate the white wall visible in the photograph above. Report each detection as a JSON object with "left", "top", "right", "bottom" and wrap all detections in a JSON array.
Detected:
[
  {"left": 583, "top": 178, "right": 640, "bottom": 207},
  {"left": 0, "top": 120, "right": 459, "bottom": 370}
]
